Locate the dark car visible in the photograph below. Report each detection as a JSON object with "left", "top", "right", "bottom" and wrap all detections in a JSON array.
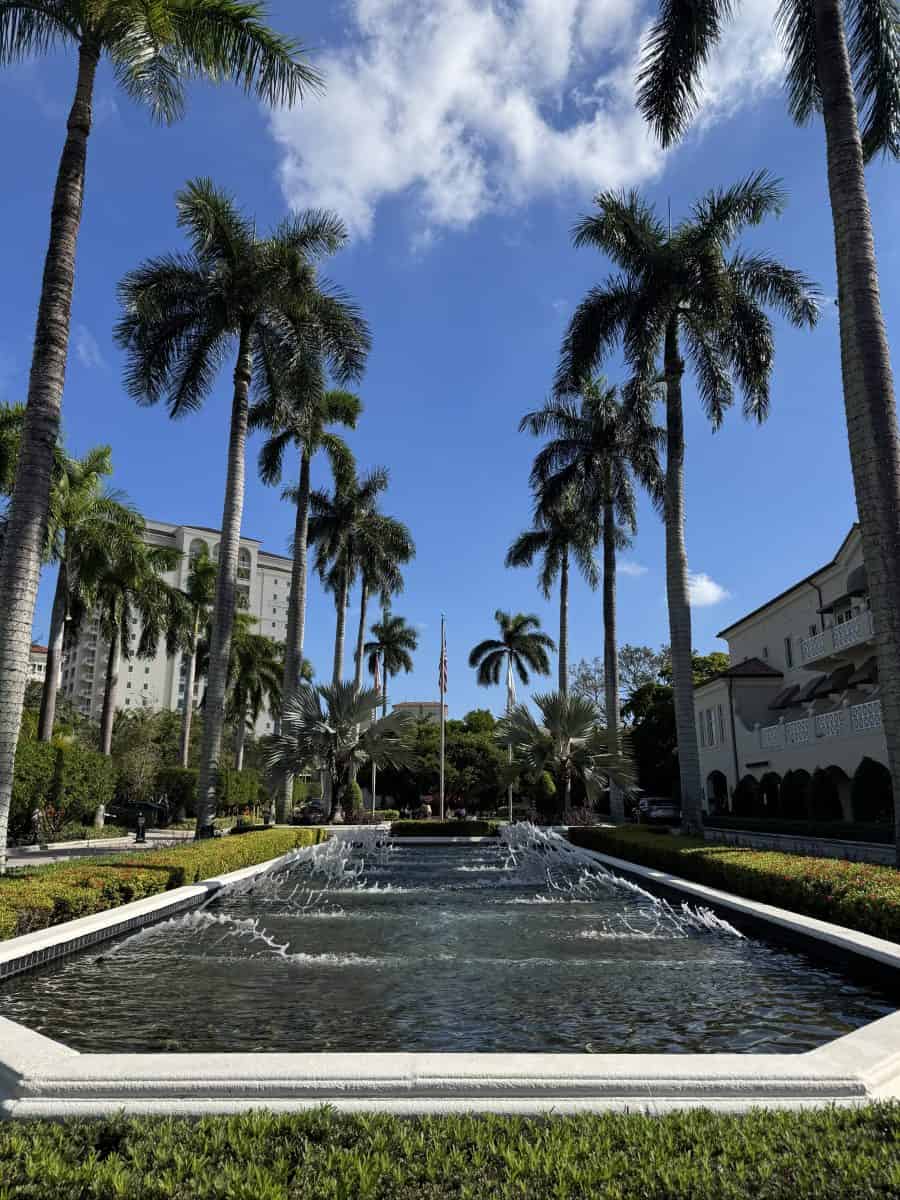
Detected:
[{"left": 638, "top": 797, "right": 681, "bottom": 825}]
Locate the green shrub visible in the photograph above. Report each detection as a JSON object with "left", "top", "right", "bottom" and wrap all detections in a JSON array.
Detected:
[
  {"left": 731, "top": 774, "right": 761, "bottom": 818},
  {"left": 567, "top": 825, "right": 900, "bottom": 943},
  {"left": 0, "top": 828, "right": 326, "bottom": 940},
  {"left": 780, "top": 769, "right": 811, "bottom": 819},
  {"left": 704, "top": 816, "right": 893, "bottom": 844},
  {"left": 155, "top": 766, "right": 198, "bottom": 819},
  {"left": 53, "top": 822, "right": 131, "bottom": 843},
  {"left": 10, "top": 740, "right": 56, "bottom": 839},
  {"left": 391, "top": 819, "right": 499, "bottom": 837},
  {"left": 341, "top": 779, "right": 363, "bottom": 813},
  {"left": 810, "top": 767, "right": 843, "bottom": 821},
  {"left": 10, "top": 741, "right": 115, "bottom": 842},
  {"left": 217, "top": 767, "right": 260, "bottom": 811},
  {"left": 852, "top": 756, "right": 893, "bottom": 824},
  {"left": 0, "top": 1107, "right": 898, "bottom": 1198}
]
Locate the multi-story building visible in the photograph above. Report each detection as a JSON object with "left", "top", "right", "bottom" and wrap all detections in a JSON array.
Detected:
[
  {"left": 60, "top": 520, "right": 292, "bottom": 735},
  {"left": 695, "top": 525, "right": 885, "bottom": 818},
  {"left": 391, "top": 701, "right": 447, "bottom": 723},
  {"left": 29, "top": 643, "right": 48, "bottom": 681}
]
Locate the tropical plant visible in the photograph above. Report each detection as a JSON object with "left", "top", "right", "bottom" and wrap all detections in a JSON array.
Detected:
[
  {"left": 251, "top": 354, "right": 359, "bottom": 705},
  {"left": 364, "top": 612, "right": 419, "bottom": 719},
  {"left": 505, "top": 496, "right": 599, "bottom": 696},
  {"left": 0, "top": 1, "right": 318, "bottom": 869},
  {"left": 171, "top": 546, "right": 217, "bottom": 768},
  {"left": 556, "top": 175, "right": 819, "bottom": 831},
  {"left": 352, "top": 514, "right": 416, "bottom": 693},
  {"left": 228, "top": 629, "right": 282, "bottom": 771},
  {"left": 497, "top": 691, "right": 634, "bottom": 816},
  {"left": 637, "top": 1, "right": 900, "bottom": 861},
  {"left": 308, "top": 466, "right": 389, "bottom": 685},
  {"left": 116, "top": 180, "right": 369, "bottom": 835},
  {"left": 522, "top": 376, "right": 663, "bottom": 821},
  {"left": 266, "top": 683, "right": 416, "bottom": 818},
  {"left": 39, "top": 448, "right": 141, "bottom": 742}
]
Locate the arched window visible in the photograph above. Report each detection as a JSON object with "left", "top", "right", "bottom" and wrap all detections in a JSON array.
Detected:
[
  {"left": 237, "top": 547, "right": 252, "bottom": 580},
  {"left": 188, "top": 538, "right": 208, "bottom": 562}
]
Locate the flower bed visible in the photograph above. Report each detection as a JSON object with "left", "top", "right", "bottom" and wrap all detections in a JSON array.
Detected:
[
  {"left": 0, "top": 1106, "right": 898, "bottom": 1198},
  {"left": 390, "top": 819, "right": 500, "bottom": 837},
  {"left": 0, "top": 828, "right": 326, "bottom": 940},
  {"left": 567, "top": 826, "right": 900, "bottom": 943}
]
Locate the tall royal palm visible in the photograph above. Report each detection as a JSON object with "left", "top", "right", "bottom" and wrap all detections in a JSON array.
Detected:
[
  {"left": 309, "top": 467, "right": 389, "bottom": 686},
  {"left": 522, "top": 378, "right": 663, "bottom": 821},
  {"left": 174, "top": 545, "right": 217, "bottom": 768},
  {"left": 505, "top": 498, "right": 599, "bottom": 696},
  {"left": 228, "top": 628, "right": 282, "bottom": 771},
  {"left": 556, "top": 177, "right": 818, "bottom": 830},
  {"left": 365, "top": 613, "right": 419, "bottom": 718},
  {"left": 117, "top": 181, "right": 369, "bottom": 835},
  {"left": 353, "top": 514, "right": 416, "bottom": 694},
  {"left": 0, "top": 2, "right": 318, "bottom": 862},
  {"left": 638, "top": 1, "right": 900, "bottom": 860}
]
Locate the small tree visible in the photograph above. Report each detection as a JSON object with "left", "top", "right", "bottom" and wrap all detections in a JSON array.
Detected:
[{"left": 851, "top": 757, "right": 893, "bottom": 825}]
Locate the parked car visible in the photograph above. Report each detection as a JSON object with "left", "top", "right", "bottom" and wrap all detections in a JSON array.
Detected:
[{"left": 638, "top": 797, "right": 681, "bottom": 825}]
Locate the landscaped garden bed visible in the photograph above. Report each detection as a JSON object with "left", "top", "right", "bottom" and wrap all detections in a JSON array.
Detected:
[
  {"left": 704, "top": 816, "right": 894, "bottom": 845},
  {"left": 567, "top": 826, "right": 900, "bottom": 943},
  {"left": 0, "top": 828, "right": 325, "bottom": 939},
  {"left": 1, "top": 1106, "right": 898, "bottom": 1198},
  {"left": 390, "top": 819, "right": 500, "bottom": 837}
]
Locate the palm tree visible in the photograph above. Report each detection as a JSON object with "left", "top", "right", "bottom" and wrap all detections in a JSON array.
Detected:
[
  {"left": 172, "top": 545, "right": 217, "bottom": 768},
  {"left": 522, "top": 377, "right": 664, "bottom": 821},
  {"left": 308, "top": 467, "right": 389, "bottom": 685},
  {"left": 353, "top": 514, "right": 416, "bottom": 693},
  {"left": 497, "top": 691, "right": 635, "bottom": 817},
  {"left": 228, "top": 629, "right": 282, "bottom": 771},
  {"left": 116, "top": 181, "right": 370, "bottom": 836},
  {"left": 0, "top": 3, "right": 318, "bottom": 866},
  {"left": 365, "top": 613, "right": 419, "bottom": 719},
  {"left": 505, "top": 497, "right": 599, "bottom": 696},
  {"left": 93, "top": 529, "right": 182, "bottom": 757},
  {"left": 267, "top": 682, "right": 416, "bottom": 819},
  {"left": 469, "top": 610, "right": 555, "bottom": 821},
  {"left": 556, "top": 176, "right": 819, "bottom": 831},
  {"left": 637, "top": 1, "right": 900, "bottom": 862}
]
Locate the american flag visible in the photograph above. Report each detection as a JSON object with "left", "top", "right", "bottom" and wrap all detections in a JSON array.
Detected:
[{"left": 438, "top": 621, "right": 448, "bottom": 694}]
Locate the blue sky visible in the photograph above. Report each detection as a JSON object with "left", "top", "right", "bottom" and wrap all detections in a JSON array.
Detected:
[{"left": 2, "top": 0, "right": 898, "bottom": 719}]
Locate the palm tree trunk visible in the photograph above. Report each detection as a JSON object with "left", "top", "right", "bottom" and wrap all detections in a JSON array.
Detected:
[
  {"left": 99, "top": 629, "right": 120, "bottom": 757},
  {"left": 234, "top": 711, "right": 246, "bottom": 771},
  {"left": 382, "top": 655, "right": 389, "bottom": 720},
  {"left": 603, "top": 498, "right": 624, "bottom": 823},
  {"left": 558, "top": 549, "right": 569, "bottom": 694},
  {"left": 277, "top": 447, "right": 311, "bottom": 821},
  {"left": 354, "top": 576, "right": 369, "bottom": 693},
  {"left": 195, "top": 328, "right": 252, "bottom": 835},
  {"left": 38, "top": 564, "right": 68, "bottom": 741},
  {"left": 179, "top": 617, "right": 199, "bottom": 769},
  {"left": 0, "top": 47, "right": 98, "bottom": 870},
  {"left": 814, "top": 0, "right": 900, "bottom": 867},
  {"left": 331, "top": 565, "right": 349, "bottom": 686},
  {"left": 663, "top": 316, "right": 702, "bottom": 832}
]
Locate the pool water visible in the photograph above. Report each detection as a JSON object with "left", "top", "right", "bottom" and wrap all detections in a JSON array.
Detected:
[{"left": 1, "top": 827, "right": 894, "bottom": 1054}]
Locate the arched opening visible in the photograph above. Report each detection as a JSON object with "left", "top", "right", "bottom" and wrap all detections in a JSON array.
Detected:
[
  {"left": 760, "top": 771, "right": 781, "bottom": 816},
  {"left": 188, "top": 537, "right": 208, "bottom": 561},
  {"left": 238, "top": 547, "right": 252, "bottom": 581},
  {"left": 706, "top": 770, "right": 728, "bottom": 814},
  {"left": 825, "top": 764, "right": 852, "bottom": 822}
]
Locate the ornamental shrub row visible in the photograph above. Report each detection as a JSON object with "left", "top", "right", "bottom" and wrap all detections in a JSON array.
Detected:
[
  {"left": 10, "top": 741, "right": 116, "bottom": 842},
  {"left": 0, "top": 828, "right": 325, "bottom": 940},
  {"left": 390, "top": 819, "right": 500, "bottom": 837},
  {"left": 567, "top": 825, "right": 900, "bottom": 943},
  {"left": 0, "top": 1106, "right": 898, "bottom": 1199},
  {"left": 704, "top": 816, "right": 894, "bottom": 844}
]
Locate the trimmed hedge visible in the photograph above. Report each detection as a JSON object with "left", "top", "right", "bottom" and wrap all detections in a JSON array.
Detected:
[
  {"left": 391, "top": 819, "right": 500, "bottom": 837},
  {"left": 704, "top": 816, "right": 894, "bottom": 844},
  {"left": 567, "top": 825, "right": 900, "bottom": 943},
  {"left": 0, "top": 1107, "right": 899, "bottom": 1199},
  {"left": 0, "top": 828, "right": 326, "bottom": 940},
  {"left": 11, "top": 741, "right": 116, "bottom": 841},
  {"left": 218, "top": 766, "right": 262, "bottom": 810}
]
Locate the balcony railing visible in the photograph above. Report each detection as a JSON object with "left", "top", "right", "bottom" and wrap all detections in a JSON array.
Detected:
[
  {"left": 799, "top": 610, "right": 874, "bottom": 665},
  {"left": 759, "top": 699, "right": 882, "bottom": 750}
]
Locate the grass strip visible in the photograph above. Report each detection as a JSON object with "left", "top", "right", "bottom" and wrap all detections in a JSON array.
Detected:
[{"left": 568, "top": 825, "right": 900, "bottom": 943}]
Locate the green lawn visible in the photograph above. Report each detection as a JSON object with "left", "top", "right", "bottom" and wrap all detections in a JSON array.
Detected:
[{"left": 1, "top": 1107, "right": 898, "bottom": 1198}]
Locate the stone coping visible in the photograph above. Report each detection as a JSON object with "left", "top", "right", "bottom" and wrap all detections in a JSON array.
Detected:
[{"left": 0, "top": 843, "right": 899, "bottom": 1115}]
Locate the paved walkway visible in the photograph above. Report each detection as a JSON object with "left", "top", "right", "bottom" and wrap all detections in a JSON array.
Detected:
[{"left": 8, "top": 830, "right": 193, "bottom": 868}]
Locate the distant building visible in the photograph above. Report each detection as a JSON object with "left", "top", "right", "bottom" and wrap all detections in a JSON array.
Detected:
[
  {"left": 60, "top": 519, "right": 291, "bottom": 735},
  {"left": 29, "top": 643, "right": 48, "bottom": 681},
  {"left": 392, "top": 701, "right": 447, "bottom": 723},
  {"left": 695, "top": 525, "right": 885, "bottom": 818}
]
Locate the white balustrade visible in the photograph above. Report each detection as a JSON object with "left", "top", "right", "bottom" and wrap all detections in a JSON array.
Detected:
[
  {"left": 799, "top": 632, "right": 825, "bottom": 664},
  {"left": 785, "top": 717, "right": 812, "bottom": 745},
  {"left": 814, "top": 710, "right": 844, "bottom": 739},
  {"left": 850, "top": 699, "right": 882, "bottom": 734},
  {"left": 760, "top": 724, "right": 783, "bottom": 750},
  {"left": 800, "top": 610, "right": 874, "bottom": 665}
]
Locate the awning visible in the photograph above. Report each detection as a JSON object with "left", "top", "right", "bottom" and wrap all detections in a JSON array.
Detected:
[
  {"left": 848, "top": 655, "right": 878, "bottom": 686},
  {"left": 812, "top": 663, "right": 855, "bottom": 697},
  {"left": 846, "top": 564, "right": 868, "bottom": 595},
  {"left": 799, "top": 675, "right": 828, "bottom": 702},
  {"left": 768, "top": 684, "right": 800, "bottom": 710}
]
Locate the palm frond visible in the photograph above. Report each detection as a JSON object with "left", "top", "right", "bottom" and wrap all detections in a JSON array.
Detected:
[
  {"left": 847, "top": 0, "right": 900, "bottom": 160},
  {"left": 0, "top": 0, "right": 77, "bottom": 63}
]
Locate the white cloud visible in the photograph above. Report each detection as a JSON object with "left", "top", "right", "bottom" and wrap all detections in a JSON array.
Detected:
[
  {"left": 269, "top": 0, "right": 784, "bottom": 244},
  {"left": 619, "top": 561, "right": 648, "bottom": 577},
  {"left": 688, "top": 572, "right": 731, "bottom": 608},
  {"left": 74, "top": 325, "right": 104, "bottom": 370}
]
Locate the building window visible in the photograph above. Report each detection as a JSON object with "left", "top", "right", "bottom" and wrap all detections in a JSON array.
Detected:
[
  {"left": 784, "top": 637, "right": 793, "bottom": 669},
  {"left": 145, "top": 666, "right": 150, "bottom": 674},
  {"left": 717, "top": 704, "right": 725, "bottom": 744},
  {"left": 699, "top": 713, "right": 706, "bottom": 747},
  {"left": 128, "top": 665, "right": 134, "bottom": 673},
  {"left": 706, "top": 710, "right": 715, "bottom": 746},
  {"left": 126, "top": 682, "right": 132, "bottom": 689},
  {"left": 762, "top": 646, "right": 768, "bottom": 660},
  {"left": 809, "top": 623, "right": 817, "bottom": 637}
]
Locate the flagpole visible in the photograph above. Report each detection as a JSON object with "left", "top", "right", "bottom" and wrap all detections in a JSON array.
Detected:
[{"left": 439, "top": 614, "right": 446, "bottom": 821}]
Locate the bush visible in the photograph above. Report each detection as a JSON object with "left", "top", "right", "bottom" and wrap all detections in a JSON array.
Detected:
[
  {"left": 0, "top": 828, "right": 326, "bottom": 940},
  {"left": 155, "top": 766, "right": 197, "bottom": 819},
  {"left": 391, "top": 820, "right": 499, "bottom": 837},
  {"left": 10, "top": 741, "right": 116, "bottom": 842},
  {"left": 0, "top": 1107, "right": 898, "bottom": 1198},
  {"left": 341, "top": 780, "right": 363, "bottom": 814},
  {"left": 217, "top": 767, "right": 261, "bottom": 811},
  {"left": 704, "top": 816, "right": 893, "bottom": 844},
  {"left": 732, "top": 774, "right": 762, "bottom": 818},
  {"left": 852, "top": 756, "right": 893, "bottom": 824},
  {"left": 567, "top": 825, "right": 900, "bottom": 943},
  {"left": 780, "top": 769, "right": 811, "bottom": 819},
  {"left": 809, "top": 767, "right": 843, "bottom": 822}
]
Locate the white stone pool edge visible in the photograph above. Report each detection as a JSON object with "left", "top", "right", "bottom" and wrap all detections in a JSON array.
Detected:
[{"left": 0, "top": 836, "right": 898, "bottom": 1116}]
